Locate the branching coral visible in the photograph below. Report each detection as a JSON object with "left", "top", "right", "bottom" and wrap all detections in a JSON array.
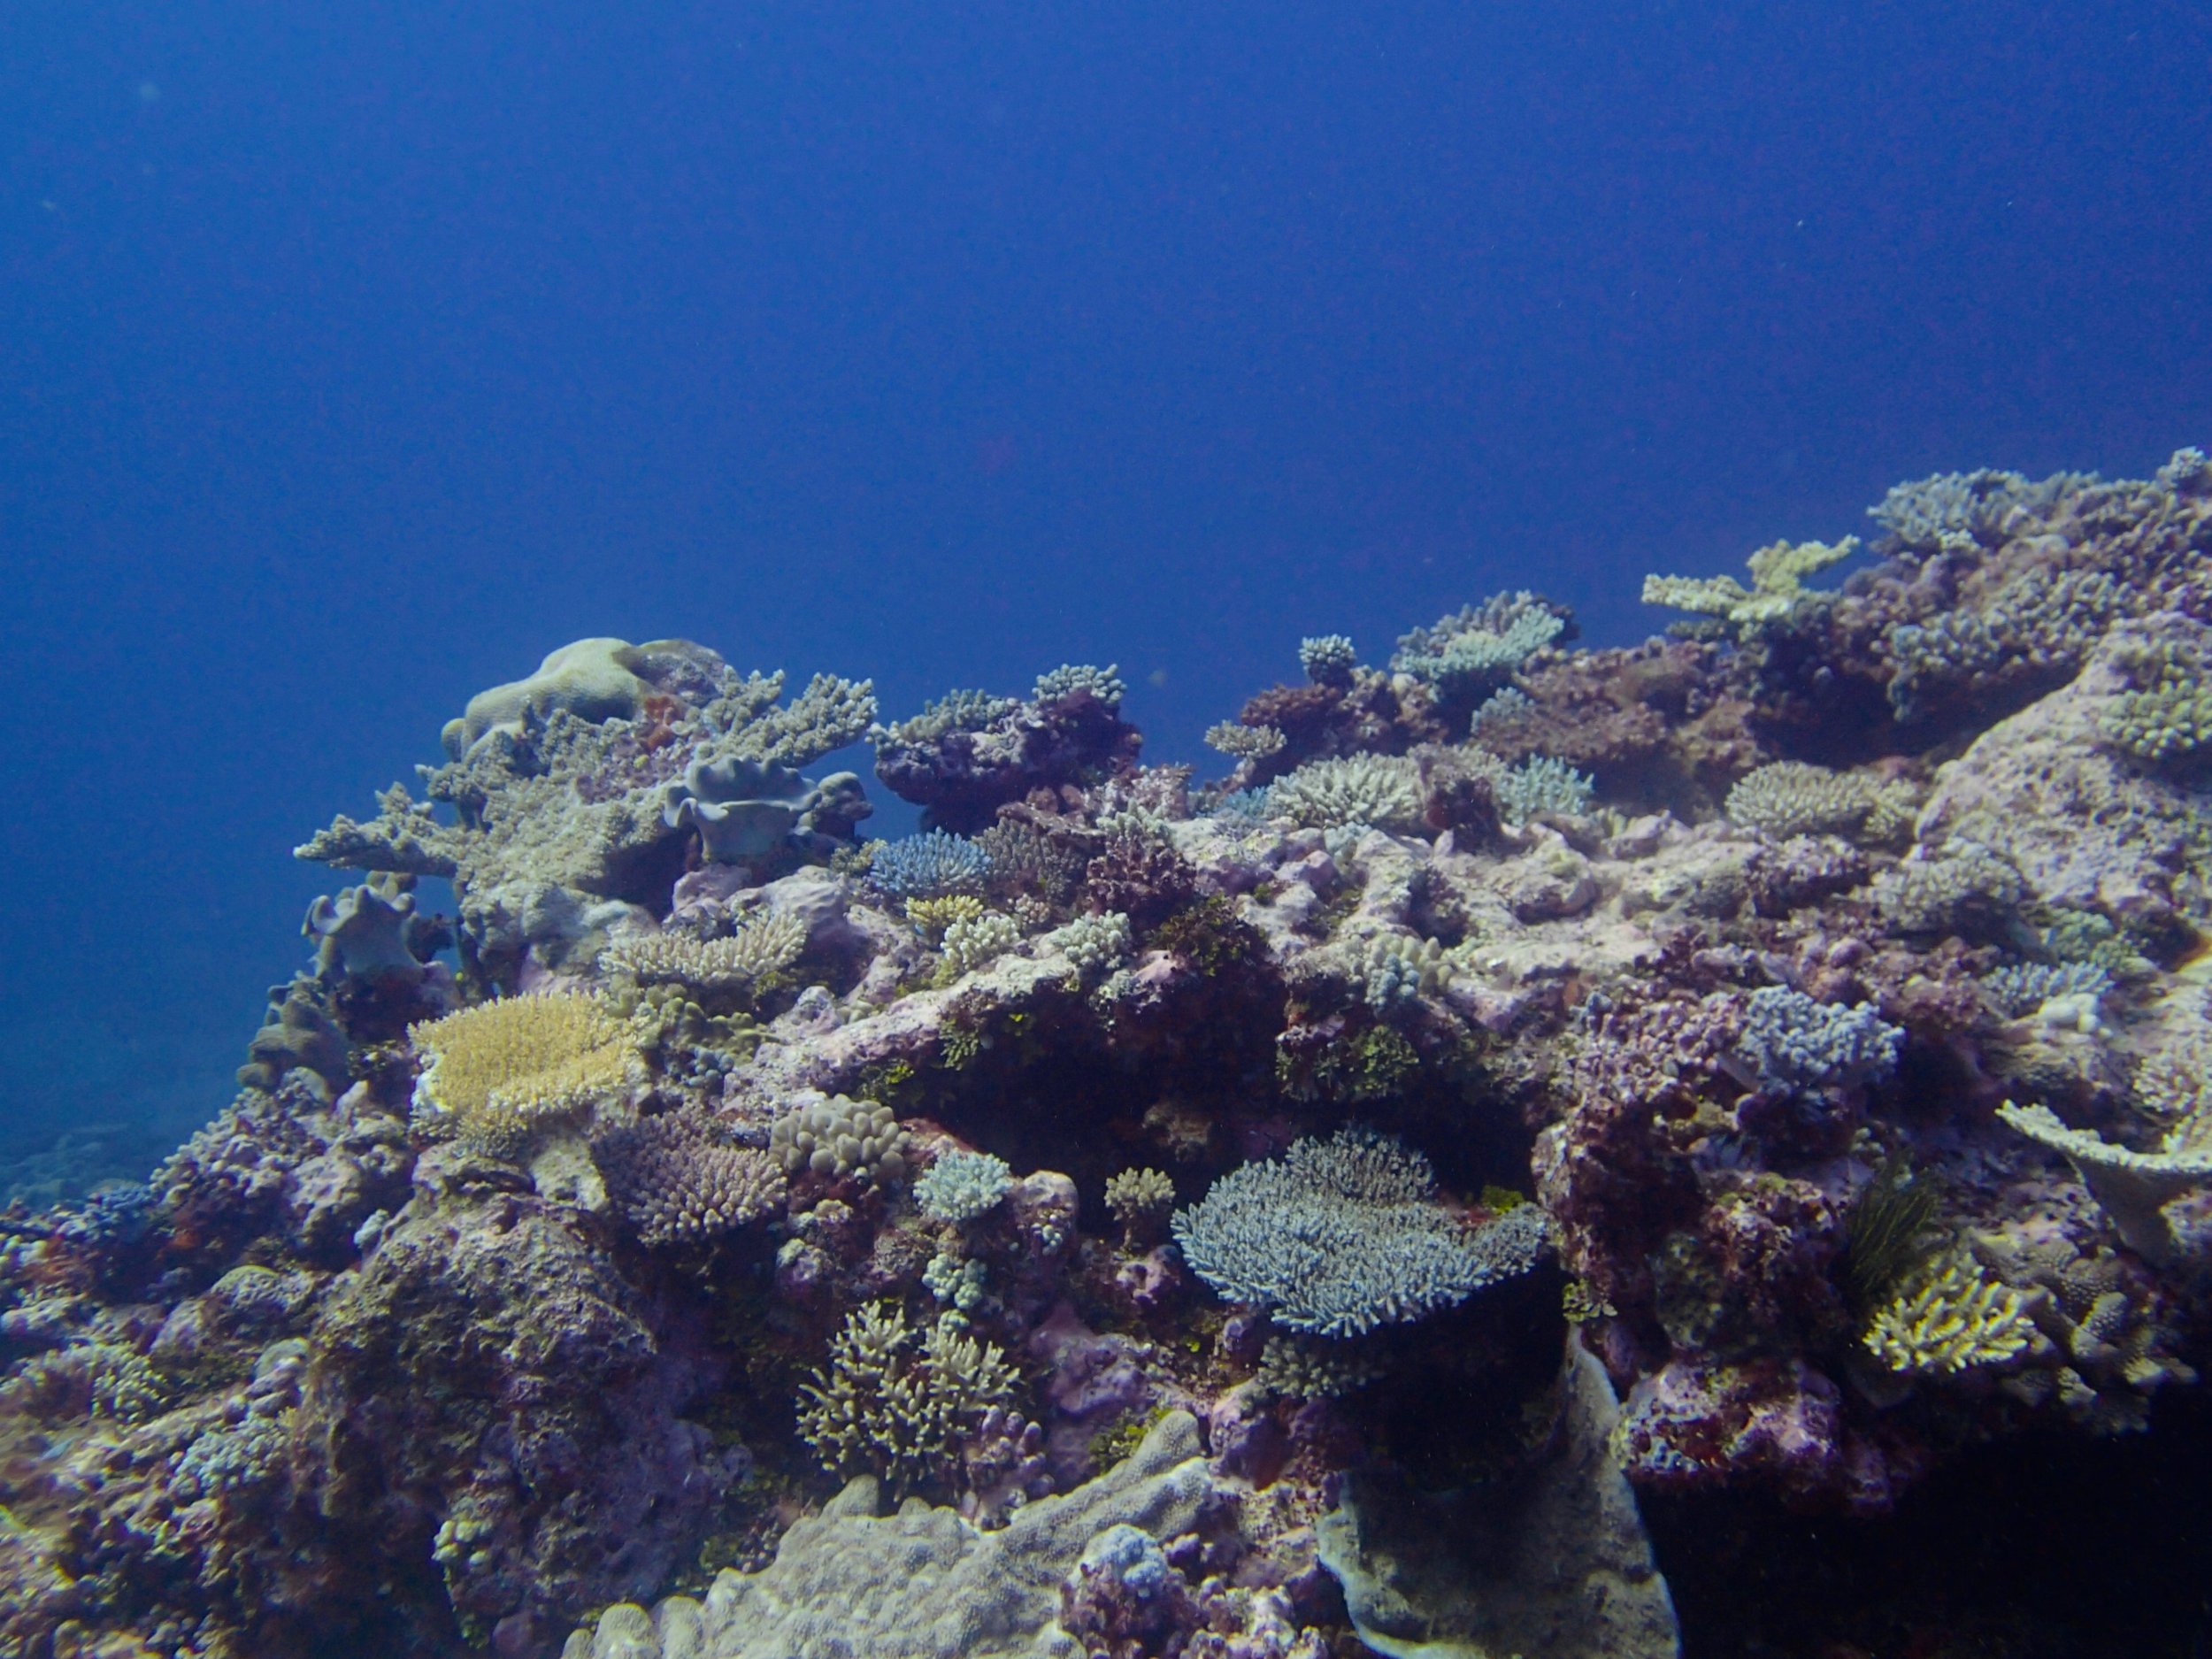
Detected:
[
  {"left": 1033, "top": 663, "right": 1125, "bottom": 707},
  {"left": 593, "top": 1110, "right": 787, "bottom": 1246},
  {"left": 1392, "top": 593, "right": 1565, "bottom": 702},
  {"left": 1253, "top": 1333, "right": 1381, "bottom": 1401},
  {"left": 1873, "top": 843, "right": 2025, "bottom": 935},
  {"left": 1204, "top": 719, "right": 1286, "bottom": 761},
  {"left": 2101, "top": 636, "right": 2212, "bottom": 762},
  {"left": 601, "top": 912, "right": 805, "bottom": 996},
  {"left": 941, "top": 910, "right": 1022, "bottom": 977},
  {"left": 409, "top": 992, "right": 630, "bottom": 1150},
  {"left": 915, "top": 1148, "right": 1014, "bottom": 1224},
  {"left": 1299, "top": 634, "right": 1359, "bottom": 687},
  {"left": 1724, "top": 762, "right": 1915, "bottom": 844},
  {"left": 1737, "top": 987, "right": 1902, "bottom": 1094},
  {"left": 1642, "top": 537, "right": 1857, "bottom": 634},
  {"left": 1354, "top": 933, "right": 1448, "bottom": 1012},
  {"left": 1171, "top": 1128, "right": 1549, "bottom": 1338},
  {"left": 1269, "top": 755, "right": 1425, "bottom": 833},
  {"left": 869, "top": 830, "right": 994, "bottom": 899},
  {"left": 1982, "top": 961, "right": 2113, "bottom": 1019},
  {"left": 1864, "top": 1254, "right": 2039, "bottom": 1375},
  {"left": 1494, "top": 754, "right": 1596, "bottom": 823},
  {"left": 1044, "top": 910, "right": 1133, "bottom": 978},
  {"left": 1103, "top": 1168, "right": 1175, "bottom": 1240},
  {"left": 795, "top": 1303, "right": 1023, "bottom": 1497}
]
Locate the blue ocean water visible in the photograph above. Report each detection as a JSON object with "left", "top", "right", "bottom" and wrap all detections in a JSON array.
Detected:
[{"left": 4, "top": 0, "right": 2208, "bottom": 1174}]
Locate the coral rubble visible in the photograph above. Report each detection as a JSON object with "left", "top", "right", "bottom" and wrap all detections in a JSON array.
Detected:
[{"left": 9, "top": 448, "right": 2212, "bottom": 1656}]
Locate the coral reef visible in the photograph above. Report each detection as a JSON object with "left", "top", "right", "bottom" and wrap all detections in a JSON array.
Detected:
[{"left": 12, "top": 448, "right": 2212, "bottom": 1658}]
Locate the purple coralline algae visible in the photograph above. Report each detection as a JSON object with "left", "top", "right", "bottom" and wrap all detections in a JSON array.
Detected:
[{"left": 4, "top": 452, "right": 2212, "bottom": 1655}]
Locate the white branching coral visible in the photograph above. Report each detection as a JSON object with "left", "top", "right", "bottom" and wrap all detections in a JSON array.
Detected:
[
  {"left": 941, "top": 910, "right": 1022, "bottom": 977},
  {"left": 1269, "top": 755, "right": 1425, "bottom": 833}
]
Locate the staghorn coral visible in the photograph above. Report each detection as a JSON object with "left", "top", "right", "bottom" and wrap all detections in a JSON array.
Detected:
[
  {"left": 1864, "top": 1254, "right": 2040, "bottom": 1375},
  {"left": 795, "top": 1302, "right": 1022, "bottom": 1498},
  {"left": 1171, "top": 1129, "right": 1550, "bottom": 1338},
  {"left": 915, "top": 1148, "right": 1015, "bottom": 1225},
  {"left": 409, "top": 991, "right": 631, "bottom": 1151},
  {"left": 1268, "top": 754, "right": 1425, "bottom": 833}
]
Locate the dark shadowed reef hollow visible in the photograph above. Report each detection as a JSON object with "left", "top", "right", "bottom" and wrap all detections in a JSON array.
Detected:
[{"left": 5, "top": 454, "right": 2212, "bottom": 1658}]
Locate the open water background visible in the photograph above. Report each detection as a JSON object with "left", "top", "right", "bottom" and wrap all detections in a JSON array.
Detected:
[{"left": 4, "top": 0, "right": 2210, "bottom": 1174}]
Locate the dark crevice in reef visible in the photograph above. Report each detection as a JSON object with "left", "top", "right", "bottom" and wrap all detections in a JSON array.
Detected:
[{"left": 1648, "top": 1384, "right": 2212, "bottom": 1659}]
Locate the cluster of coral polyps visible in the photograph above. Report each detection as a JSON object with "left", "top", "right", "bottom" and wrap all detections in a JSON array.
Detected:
[{"left": 6, "top": 454, "right": 2212, "bottom": 1657}]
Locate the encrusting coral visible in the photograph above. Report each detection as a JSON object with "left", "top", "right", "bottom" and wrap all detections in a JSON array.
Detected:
[{"left": 14, "top": 448, "right": 2212, "bottom": 1659}]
